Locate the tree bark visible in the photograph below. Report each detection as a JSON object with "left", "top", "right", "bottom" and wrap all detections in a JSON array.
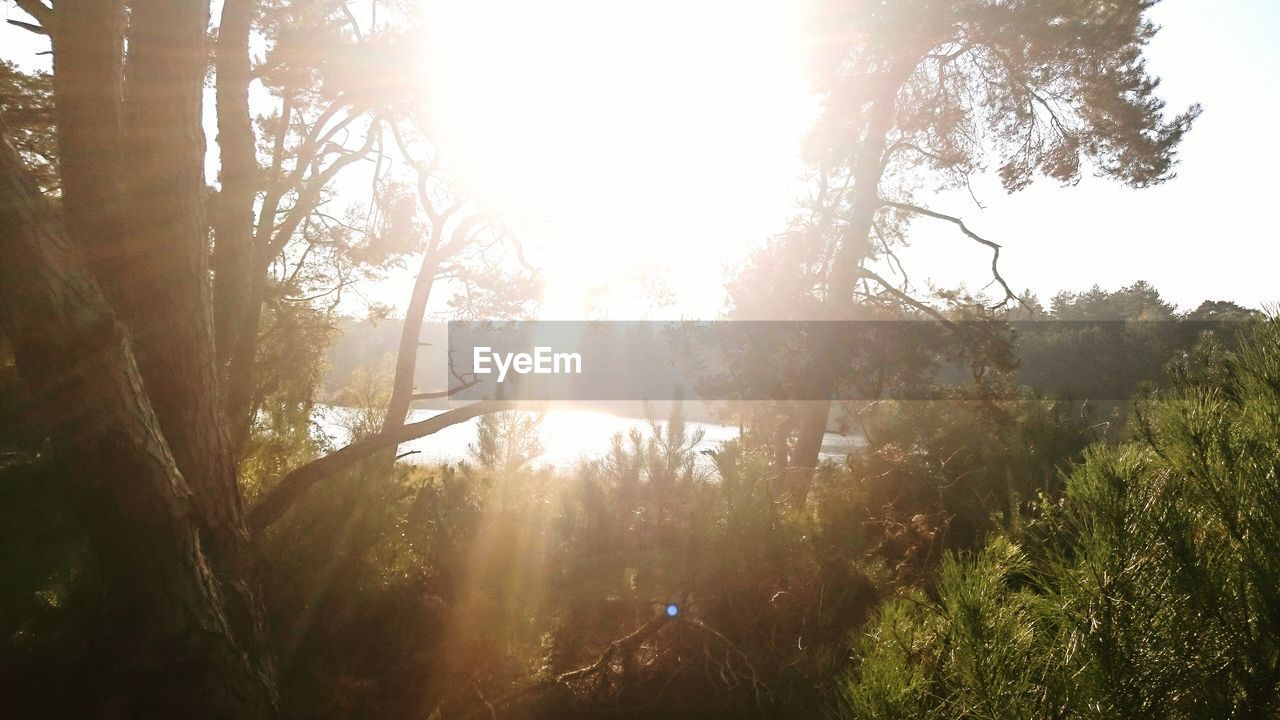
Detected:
[
  {"left": 0, "top": 129, "right": 277, "bottom": 718},
  {"left": 48, "top": 0, "right": 129, "bottom": 301},
  {"left": 213, "top": 0, "right": 260, "bottom": 370},
  {"left": 115, "top": 0, "right": 276, "bottom": 699},
  {"left": 120, "top": 0, "right": 230, "bottom": 513}
]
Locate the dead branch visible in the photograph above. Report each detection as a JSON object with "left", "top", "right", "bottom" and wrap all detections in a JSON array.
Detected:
[
  {"left": 454, "top": 612, "right": 674, "bottom": 719},
  {"left": 12, "top": 0, "right": 53, "bottom": 30},
  {"left": 880, "top": 199, "right": 1023, "bottom": 308},
  {"left": 472, "top": 679, "right": 497, "bottom": 720},
  {"left": 857, "top": 267, "right": 956, "bottom": 327},
  {"left": 6, "top": 18, "right": 46, "bottom": 34},
  {"left": 454, "top": 611, "right": 775, "bottom": 719},
  {"left": 680, "top": 617, "right": 767, "bottom": 711}
]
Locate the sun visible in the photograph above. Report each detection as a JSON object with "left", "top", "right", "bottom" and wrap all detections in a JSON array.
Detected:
[{"left": 417, "top": 0, "right": 816, "bottom": 318}]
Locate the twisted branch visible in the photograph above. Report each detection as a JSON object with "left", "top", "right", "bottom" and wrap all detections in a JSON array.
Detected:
[{"left": 880, "top": 200, "right": 1023, "bottom": 308}]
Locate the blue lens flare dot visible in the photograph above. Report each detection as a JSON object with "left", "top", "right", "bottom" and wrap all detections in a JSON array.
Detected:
[{"left": 665, "top": 603, "right": 679, "bottom": 617}]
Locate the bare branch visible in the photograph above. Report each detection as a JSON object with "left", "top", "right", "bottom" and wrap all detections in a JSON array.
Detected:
[
  {"left": 880, "top": 200, "right": 1022, "bottom": 308},
  {"left": 857, "top": 267, "right": 956, "bottom": 327},
  {"left": 436, "top": 213, "right": 485, "bottom": 260},
  {"left": 472, "top": 680, "right": 497, "bottom": 720},
  {"left": 457, "top": 612, "right": 675, "bottom": 719},
  {"left": 453, "top": 610, "right": 771, "bottom": 719},
  {"left": 679, "top": 617, "right": 766, "bottom": 710},
  {"left": 249, "top": 399, "right": 510, "bottom": 533},
  {"left": 6, "top": 19, "right": 46, "bottom": 35},
  {"left": 508, "top": 232, "right": 543, "bottom": 276},
  {"left": 337, "top": 0, "right": 363, "bottom": 43},
  {"left": 872, "top": 223, "right": 909, "bottom": 289},
  {"left": 922, "top": 36, "right": 971, "bottom": 65},
  {"left": 267, "top": 119, "right": 381, "bottom": 259},
  {"left": 12, "top": 0, "right": 52, "bottom": 29}
]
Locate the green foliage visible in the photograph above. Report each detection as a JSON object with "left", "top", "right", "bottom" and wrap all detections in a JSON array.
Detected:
[
  {"left": 533, "top": 407, "right": 879, "bottom": 718},
  {"left": 811, "top": 0, "right": 1200, "bottom": 192},
  {"left": 244, "top": 371, "right": 1094, "bottom": 719},
  {"left": 1013, "top": 283, "right": 1263, "bottom": 433},
  {"left": 3, "top": 263, "right": 1262, "bottom": 718},
  {"left": 1046, "top": 280, "right": 1176, "bottom": 320},
  {"left": 239, "top": 300, "right": 340, "bottom": 498},
  {"left": 843, "top": 319, "right": 1280, "bottom": 719},
  {"left": 469, "top": 411, "right": 544, "bottom": 476},
  {"left": 850, "top": 391, "right": 1092, "bottom": 563},
  {"left": 0, "top": 61, "right": 55, "bottom": 196}
]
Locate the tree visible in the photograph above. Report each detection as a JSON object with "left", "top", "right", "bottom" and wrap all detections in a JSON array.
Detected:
[
  {"left": 0, "top": 0, "right": 530, "bottom": 714},
  {"left": 0, "top": 17, "right": 278, "bottom": 718},
  {"left": 783, "top": 0, "right": 1199, "bottom": 467},
  {"left": 1047, "top": 280, "right": 1175, "bottom": 320}
]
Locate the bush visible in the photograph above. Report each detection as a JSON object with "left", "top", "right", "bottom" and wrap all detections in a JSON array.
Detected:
[{"left": 843, "top": 320, "right": 1280, "bottom": 719}]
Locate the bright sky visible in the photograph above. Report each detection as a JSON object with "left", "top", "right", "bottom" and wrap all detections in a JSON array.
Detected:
[
  {"left": 3, "top": 0, "right": 1278, "bottom": 317},
  {"left": 416, "top": 0, "right": 813, "bottom": 318},
  {"left": 894, "top": 0, "right": 1280, "bottom": 313}
]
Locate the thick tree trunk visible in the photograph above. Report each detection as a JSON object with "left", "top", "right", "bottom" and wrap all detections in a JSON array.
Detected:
[
  {"left": 121, "top": 0, "right": 235, "bottom": 521},
  {"left": 49, "top": 0, "right": 129, "bottom": 301},
  {"left": 213, "top": 0, "right": 260, "bottom": 371},
  {"left": 0, "top": 131, "right": 277, "bottom": 718},
  {"left": 28, "top": 0, "right": 278, "bottom": 710},
  {"left": 117, "top": 0, "right": 275, "bottom": 697}
]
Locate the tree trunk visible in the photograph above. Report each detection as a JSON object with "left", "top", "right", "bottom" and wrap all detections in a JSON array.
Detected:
[
  {"left": 380, "top": 250, "right": 443, "bottom": 442},
  {"left": 49, "top": 0, "right": 129, "bottom": 302},
  {"left": 791, "top": 401, "right": 830, "bottom": 474},
  {"left": 213, "top": 0, "right": 260, "bottom": 371},
  {"left": 116, "top": 0, "right": 272, "bottom": 682},
  {"left": 22, "top": 0, "right": 279, "bottom": 711},
  {"left": 0, "top": 130, "right": 277, "bottom": 718},
  {"left": 789, "top": 70, "right": 903, "bottom": 470}
]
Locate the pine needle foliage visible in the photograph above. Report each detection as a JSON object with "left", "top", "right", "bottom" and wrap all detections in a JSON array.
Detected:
[{"left": 844, "top": 319, "right": 1280, "bottom": 719}]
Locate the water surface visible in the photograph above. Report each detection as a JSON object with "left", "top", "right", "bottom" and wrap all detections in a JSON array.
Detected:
[{"left": 317, "top": 406, "right": 861, "bottom": 471}]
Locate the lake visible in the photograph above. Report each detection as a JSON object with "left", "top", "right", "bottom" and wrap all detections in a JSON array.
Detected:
[{"left": 317, "top": 406, "right": 862, "bottom": 471}]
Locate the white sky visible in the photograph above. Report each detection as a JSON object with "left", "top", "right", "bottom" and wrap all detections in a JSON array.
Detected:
[
  {"left": 894, "top": 0, "right": 1280, "bottom": 313},
  {"left": 3, "top": 0, "right": 1277, "bottom": 317}
]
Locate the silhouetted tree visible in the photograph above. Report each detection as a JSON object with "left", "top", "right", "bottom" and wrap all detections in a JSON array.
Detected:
[
  {"left": 786, "top": 0, "right": 1199, "bottom": 467},
  {"left": 0, "top": 0, "right": 530, "bottom": 714}
]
